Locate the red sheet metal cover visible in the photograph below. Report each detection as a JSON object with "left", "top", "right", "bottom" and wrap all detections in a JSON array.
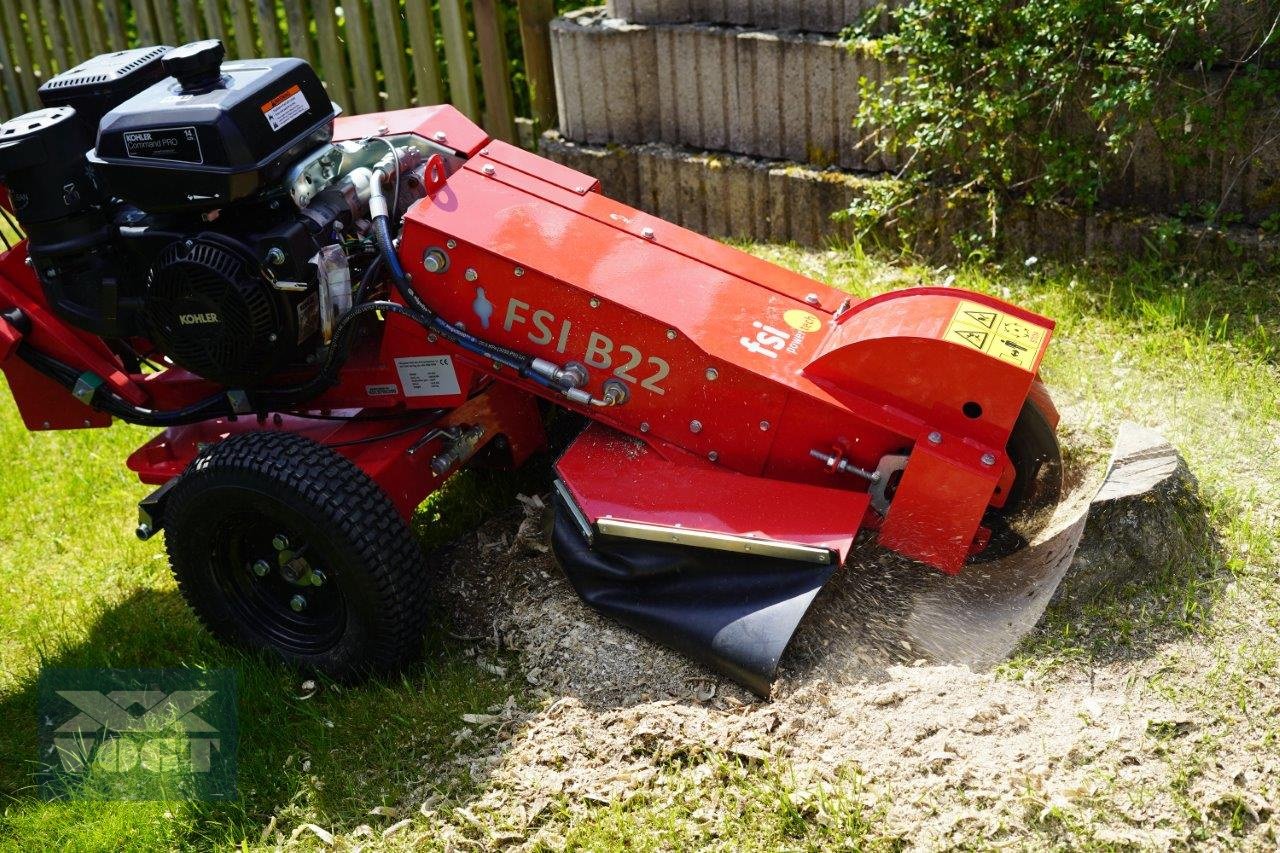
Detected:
[{"left": 556, "top": 423, "right": 869, "bottom": 562}]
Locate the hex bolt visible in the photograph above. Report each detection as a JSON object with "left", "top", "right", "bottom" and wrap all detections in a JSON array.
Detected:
[
  {"left": 641, "top": 227, "right": 655, "bottom": 240},
  {"left": 805, "top": 293, "right": 821, "bottom": 306},
  {"left": 464, "top": 268, "right": 479, "bottom": 282},
  {"left": 265, "top": 247, "right": 287, "bottom": 266},
  {"left": 981, "top": 453, "right": 998, "bottom": 467},
  {"left": 423, "top": 249, "right": 448, "bottom": 273},
  {"left": 760, "top": 421, "right": 771, "bottom": 432},
  {"left": 289, "top": 594, "right": 307, "bottom": 613},
  {"left": 639, "top": 422, "right": 651, "bottom": 433},
  {"left": 514, "top": 267, "right": 525, "bottom": 277},
  {"left": 708, "top": 451, "right": 719, "bottom": 462},
  {"left": 433, "top": 130, "right": 447, "bottom": 142},
  {"left": 446, "top": 239, "right": 457, "bottom": 249},
  {"left": 666, "top": 329, "right": 677, "bottom": 340},
  {"left": 480, "top": 149, "right": 490, "bottom": 156},
  {"left": 690, "top": 420, "right": 703, "bottom": 434},
  {"left": 589, "top": 298, "right": 600, "bottom": 309},
  {"left": 482, "top": 164, "right": 496, "bottom": 176},
  {"left": 272, "top": 534, "right": 290, "bottom": 551},
  {"left": 927, "top": 431, "right": 943, "bottom": 445},
  {"left": 705, "top": 368, "right": 719, "bottom": 381},
  {"left": 252, "top": 559, "right": 272, "bottom": 578},
  {"left": 310, "top": 570, "right": 327, "bottom": 587}
]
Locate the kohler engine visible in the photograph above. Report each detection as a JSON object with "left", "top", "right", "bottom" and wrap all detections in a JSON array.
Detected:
[{"left": 0, "top": 40, "right": 432, "bottom": 386}]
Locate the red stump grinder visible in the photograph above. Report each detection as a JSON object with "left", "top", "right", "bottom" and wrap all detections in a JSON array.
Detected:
[{"left": 0, "top": 42, "right": 1062, "bottom": 695}]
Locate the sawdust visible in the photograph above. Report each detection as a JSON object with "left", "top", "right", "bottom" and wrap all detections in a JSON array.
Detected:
[{"left": 417, "top": 421, "right": 1276, "bottom": 850}]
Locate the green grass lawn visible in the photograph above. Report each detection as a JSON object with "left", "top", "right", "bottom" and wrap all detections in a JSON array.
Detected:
[{"left": 0, "top": 245, "right": 1277, "bottom": 850}]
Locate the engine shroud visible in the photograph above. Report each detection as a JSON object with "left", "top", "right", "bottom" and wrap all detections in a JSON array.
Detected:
[{"left": 143, "top": 237, "right": 316, "bottom": 386}]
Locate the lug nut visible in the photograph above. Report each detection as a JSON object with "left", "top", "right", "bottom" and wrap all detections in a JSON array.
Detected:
[
  {"left": 310, "top": 570, "right": 327, "bottom": 587},
  {"left": 290, "top": 594, "right": 307, "bottom": 612},
  {"left": 272, "top": 534, "right": 290, "bottom": 551},
  {"left": 252, "top": 559, "right": 271, "bottom": 578}
]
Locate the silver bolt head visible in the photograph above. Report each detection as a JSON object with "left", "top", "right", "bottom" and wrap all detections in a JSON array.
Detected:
[
  {"left": 464, "top": 268, "right": 479, "bottom": 282},
  {"left": 705, "top": 368, "right": 719, "bottom": 381},
  {"left": 514, "top": 267, "right": 525, "bottom": 277},
  {"left": 639, "top": 422, "right": 651, "bottom": 433},
  {"left": 482, "top": 164, "right": 496, "bottom": 176},
  {"left": 641, "top": 227, "right": 655, "bottom": 239},
  {"left": 252, "top": 559, "right": 272, "bottom": 578},
  {"left": 760, "top": 421, "right": 770, "bottom": 431},
  {"left": 708, "top": 451, "right": 719, "bottom": 462},
  {"left": 423, "top": 249, "right": 447, "bottom": 273},
  {"left": 446, "top": 239, "right": 457, "bottom": 249},
  {"left": 289, "top": 594, "right": 307, "bottom": 612},
  {"left": 981, "top": 453, "right": 998, "bottom": 466},
  {"left": 666, "top": 329, "right": 677, "bottom": 340},
  {"left": 690, "top": 420, "right": 703, "bottom": 434},
  {"left": 805, "top": 293, "right": 821, "bottom": 306},
  {"left": 927, "top": 431, "right": 943, "bottom": 445},
  {"left": 272, "top": 534, "right": 290, "bottom": 551},
  {"left": 433, "top": 130, "right": 447, "bottom": 141},
  {"left": 589, "top": 298, "right": 600, "bottom": 308},
  {"left": 266, "top": 247, "right": 287, "bottom": 266}
]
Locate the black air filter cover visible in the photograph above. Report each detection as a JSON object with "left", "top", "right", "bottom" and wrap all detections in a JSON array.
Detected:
[
  {"left": 88, "top": 43, "right": 338, "bottom": 212},
  {"left": 143, "top": 236, "right": 299, "bottom": 386},
  {"left": 38, "top": 46, "right": 172, "bottom": 137}
]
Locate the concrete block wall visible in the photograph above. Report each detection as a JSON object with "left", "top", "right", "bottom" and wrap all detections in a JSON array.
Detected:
[
  {"left": 542, "top": 133, "right": 1280, "bottom": 267},
  {"left": 605, "top": 0, "right": 905, "bottom": 33},
  {"left": 552, "top": 6, "right": 1280, "bottom": 227},
  {"left": 552, "top": 8, "right": 900, "bottom": 172}
]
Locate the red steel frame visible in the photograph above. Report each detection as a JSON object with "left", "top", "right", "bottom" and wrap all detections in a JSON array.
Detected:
[{"left": 0, "top": 105, "right": 1058, "bottom": 574}]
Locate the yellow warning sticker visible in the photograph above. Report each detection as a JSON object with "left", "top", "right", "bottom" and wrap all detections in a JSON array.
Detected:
[{"left": 943, "top": 300, "right": 1047, "bottom": 371}]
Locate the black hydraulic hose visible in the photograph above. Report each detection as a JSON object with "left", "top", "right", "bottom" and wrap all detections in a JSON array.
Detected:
[
  {"left": 369, "top": 213, "right": 556, "bottom": 388},
  {"left": 351, "top": 254, "right": 384, "bottom": 306},
  {"left": 16, "top": 342, "right": 237, "bottom": 427},
  {"left": 248, "top": 299, "right": 427, "bottom": 408}
]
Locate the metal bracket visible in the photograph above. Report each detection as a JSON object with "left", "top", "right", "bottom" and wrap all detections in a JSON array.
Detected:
[{"left": 71, "top": 372, "right": 104, "bottom": 406}]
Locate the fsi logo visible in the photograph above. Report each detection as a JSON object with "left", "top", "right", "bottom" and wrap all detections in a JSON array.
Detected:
[
  {"left": 739, "top": 309, "right": 822, "bottom": 360},
  {"left": 38, "top": 668, "right": 237, "bottom": 801}
]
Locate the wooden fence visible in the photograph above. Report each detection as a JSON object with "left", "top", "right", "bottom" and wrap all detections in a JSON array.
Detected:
[{"left": 0, "top": 0, "right": 560, "bottom": 145}]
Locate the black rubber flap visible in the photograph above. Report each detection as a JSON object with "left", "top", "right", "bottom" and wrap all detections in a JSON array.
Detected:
[{"left": 551, "top": 491, "right": 835, "bottom": 697}]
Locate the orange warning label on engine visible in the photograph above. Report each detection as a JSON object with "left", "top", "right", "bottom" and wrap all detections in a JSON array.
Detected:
[
  {"left": 261, "top": 84, "right": 309, "bottom": 132},
  {"left": 943, "top": 300, "right": 1047, "bottom": 371}
]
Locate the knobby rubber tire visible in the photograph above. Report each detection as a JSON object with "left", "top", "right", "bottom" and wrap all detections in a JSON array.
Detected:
[{"left": 163, "top": 431, "right": 431, "bottom": 680}]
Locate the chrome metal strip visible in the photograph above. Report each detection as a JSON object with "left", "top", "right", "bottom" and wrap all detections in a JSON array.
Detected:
[
  {"left": 553, "top": 479, "right": 594, "bottom": 545},
  {"left": 594, "top": 518, "right": 834, "bottom": 565}
]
